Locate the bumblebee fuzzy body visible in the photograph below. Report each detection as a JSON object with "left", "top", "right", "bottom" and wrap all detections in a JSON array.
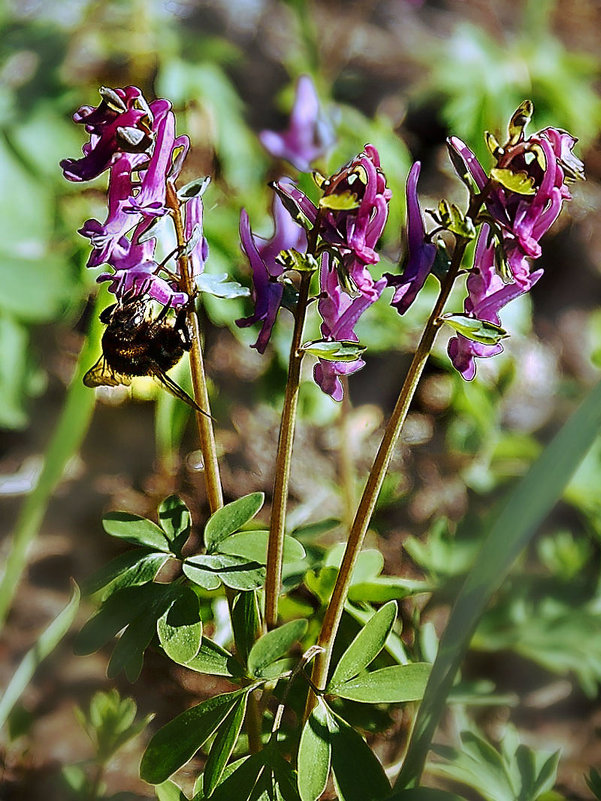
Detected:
[{"left": 84, "top": 298, "right": 203, "bottom": 412}]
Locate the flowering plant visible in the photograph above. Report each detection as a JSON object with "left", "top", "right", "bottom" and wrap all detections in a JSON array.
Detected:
[{"left": 52, "top": 83, "right": 593, "bottom": 801}]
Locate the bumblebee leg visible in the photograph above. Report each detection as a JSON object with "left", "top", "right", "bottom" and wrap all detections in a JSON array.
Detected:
[
  {"left": 156, "top": 296, "right": 173, "bottom": 322},
  {"left": 175, "top": 306, "right": 193, "bottom": 350}
]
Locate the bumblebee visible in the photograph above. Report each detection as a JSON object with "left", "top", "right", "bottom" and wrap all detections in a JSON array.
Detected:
[{"left": 84, "top": 298, "right": 207, "bottom": 414}]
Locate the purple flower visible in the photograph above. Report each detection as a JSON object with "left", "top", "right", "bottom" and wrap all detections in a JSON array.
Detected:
[
  {"left": 274, "top": 145, "right": 391, "bottom": 300},
  {"left": 260, "top": 75, "right": 335, "bottom": 172},
  {"left": 79, "top": 153, "right": 146, "bottom": 268},
  {"left": 97, "top": 262, "right": 188, "bottom": 308},
  {"left": 185, "top": 196, "right": 210, "bottom": 277},
  {"left": 60, "top": 86, "right": 155, "bottom": 182},
  {"left": 447, "top": 121, "right": 583, "bottom": 291},
  {"left": 236, "top": 194, "right": 307, "bottom": 352},
  {"left": 314, "top": 257, "right": 386, "bottom": 401},
  {"left": 125, "top": 100, "right": 174, "bottom": 218},
  {"left": 384, "top": 162, "right": 437, "bottom": 314},
  {"left": 447, "top": 225, "right": 543, "bottom": 380}
]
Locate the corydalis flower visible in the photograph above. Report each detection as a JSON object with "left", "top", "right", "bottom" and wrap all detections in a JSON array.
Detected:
[
  {"left": 315, "top": 258, "right": 386, "bottom": 401},
  {"left": 260, "top": 75, "right": 335, "bottom": 172},
  {"left": 274, "top": 144, "right": 391, "bottom": 300},
  {"left": 447, "top": 225, "right": 543, "bottom": 380},
  {"left": 385, "top": 162, "right": 436, "bottom": 314},
  {"left": 60, "top": 86, "right": 155, "bottom": 182},
  {"left": 236, "top": 194, "right": 307, "bottom": 352},
  {"left": 448, "top": 102, "right": 584, "bottom": 292}
]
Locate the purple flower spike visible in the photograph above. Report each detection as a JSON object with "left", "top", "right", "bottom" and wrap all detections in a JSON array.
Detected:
[
  {"left": 385, "top": 162, "right": 437, "bottom": 314},
  {"left": 236, "top": 199, "right": 306, "bottom": 353},
  {"left": 126, "top": 101, "right": 175, "bottom": 218},
  {"left": 260, "top": 75, "right": 335, "bottom": 172},
  {"left": 447, "top": 225, "right": 543, "bottom": 380},
  {"left": 318, "top": 145, "right": 391, "bottom": 300},
  {"left": 60, "top": 86, "right": 154, "bottom": 182},
  {"left": 314, "top": 257, "right": 386, "bottom": 401},
  {"left": 97, "top": 262, "right": 188, "bottom": 308},
  {"left": 79, "top": 154, "right": 146, "bottom": 267}
]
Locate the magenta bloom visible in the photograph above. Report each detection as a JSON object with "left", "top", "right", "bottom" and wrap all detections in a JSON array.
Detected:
[
  {"left": 185, "top": 196, "right": 210, "bottom": 277},
  {"left": 447, "top": 124, "right": 583, "bottom": 291},
  {"left": 274, "top": 145, "right": 391, "bottom": 300},
  {"left": 385, "top": 162, "right": 436, "bottom": 314},
  {"left": 60, "top": 86, "right": 155, "bottom": 182},
  {"left": 236, "top": 194, "right": 307, "bottom": 352},
  {"left": 447, "top": 225, "right": 543, "bottom": 380},
  {"left": 260, "top": 75, "right": 335, "bottom": 172},
  {"left": 314, "top": 258, "right": 386, "bottom": 401},
  {"left": 125, "top": 100, "right": 174, "bottom": 219}
]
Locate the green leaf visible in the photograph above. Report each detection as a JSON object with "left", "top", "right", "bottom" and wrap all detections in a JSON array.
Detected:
[
  {"left": 204, "top": 493, "right": 265, "bottom": 551},
  {"left": 348, "top": 577, "right": 429, "bottom": 603},
  {"left": 441, "top": 315, "right": 508, "bottom": 345},
  {"left": 203, "top": 692, "right": 249, "bottom": 796},
  {"left": 141, "top": 690, "right": 246, "bottom": 784},
  {"left": 75, "top": 584, "right": 161, "bottom": 655},
  {"left": 247, "top": 619, "right": 308, "bottom": 678},
  {"left": 155, "top": 779, "right": 190, "bottom": 800},
  {"left": 301, "top": 340, "right": 366, "bottom": 363},
  {"left": 184, "top": 637, "right": 243, "bottom": 678},
  {"left": 298, "top": 702, "right": 331, "bottom": 801},
  {"left": 108, "top": 606, "right": 161, "bottom": 682},
  {"left": 182, "top": 560, "right": 223, "bottom": 591},
  {"left": 197, "top": 272, "right": 250, "bottom": 299},
  {"left": 327, "top": 708, "right": 390, "bottom": 801},
  {"left": 158, "top": 496, "right": 191, "bottom": 554},
  {"left": 103, "top": 512, "right": 170, "bottom": 552},
  {"left": 217, "top": 531, "right": 306, "bottom": 564},
  {"left": 231, "top": 591, "right": 261, "bottom": 664},
  {"left": 194, "top": 754, "right": 265, "bottom": 801},
  {"left": 329, "top": 602, "right": 397, "bottom": 689},
  {"left": 157, "top": 587, "right": 203, "bottom": 664},
  {"left": 490, "top": 167, "right": 536, "bottom": 195},
  {"left": 397, "top": 377, "right": 601, "bottom": 790},
  {"left": 333, "top": 664, "right": 431, "bottom": 703},
  {"left": 0, "top": 583, "right": 79, "bottom": 728},
  {"left": 85, "top": 549, "right": 170, "bottom": 597},
  {"left": 185, "top": 554, "right": 266, "bottom": 591}
]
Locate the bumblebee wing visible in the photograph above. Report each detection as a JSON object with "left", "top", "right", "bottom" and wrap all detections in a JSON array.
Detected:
[
  {"left": 83, "top": 355, "right": 133, "bottom": 388},
  {"left": 152, "top": 369, "right": 213, "bottom": 419}
]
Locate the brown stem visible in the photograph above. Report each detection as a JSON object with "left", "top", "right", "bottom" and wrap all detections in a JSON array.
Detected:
[
  {"left": 165, "top": 181, "right": 223, "bottom": 514},
  {"left": 264, "top": 270, "right": 313, "bottom": 629}
]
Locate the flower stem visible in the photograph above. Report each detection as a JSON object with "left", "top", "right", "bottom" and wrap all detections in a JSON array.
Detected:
[
  {"left": 264, "top": 270, "right": 313, "bottom": 629},
  {"left": 165, "top": 181, "right": 223, "bottom": 514},
  {"left": 305, "top": 234, "right": 472, "bottom": 718}
]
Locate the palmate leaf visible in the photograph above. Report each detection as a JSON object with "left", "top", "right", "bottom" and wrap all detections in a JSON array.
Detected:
[
  {"left": 329, "top": 602, "right": 397, "bottom": 689},
  {"left": 103, "top": 512, "right": 171, "bottom": 552},
  {"left": 217, "top": 530, "right": 305, "bottom": 564},
  {"left": 141, "top": 688, "right": 250, "bottom": 785},
  {"left": 157, "top": 586, "right": 202, "bottom": 664},
  {"left": 184, "top": 553, "right": 266, "bottom": 591},
  {"left": 204, "top": 492, "right": 265, "bottom": 551},
  {"left": 332, "top": 663, "right": 431, "bottom": 704},
  {"left": 397, "top": 377, "right": 601, "bottom": 790},
  {"left": 298, "top": 702, "right": 331, "bottom": 801},
  {"left": 84, "top": 549, "right": 170, "bottom": 598},
  {"left": 247, "top": 619, "right": 308, "bottom": 678}
]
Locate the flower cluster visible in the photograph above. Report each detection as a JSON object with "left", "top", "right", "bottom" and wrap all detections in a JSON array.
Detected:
[
  {"left": 237, "top": 145, "right": 391, "bottom": 400},
  {"left": 444, "top": 105, "right": 583, "bottom": 378},
  {"left": 60, "top": 85, "right": 206, "bottom": 308}
]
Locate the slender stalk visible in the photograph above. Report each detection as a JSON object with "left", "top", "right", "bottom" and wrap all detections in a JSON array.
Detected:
[
  {"left": 305, "top": 233, "right": 474, "bottom": 719},
  {"left": 165, "top": 181, "right": 223, "bottom": 514},
  {"left": 264, "top": 270, "right": 313, "bottom": 629},
  {"left": 338, "top": 377, "right": 356, "bottom": 529}
]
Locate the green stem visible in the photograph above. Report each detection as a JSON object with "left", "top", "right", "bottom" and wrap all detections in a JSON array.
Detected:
[
  {"left": 0, "top": 290, "right": 106, "bottom": 627},
  {"left": 305, "top": 234, "right": 473, "bottom": 719},
  {"left": 264, "top": 270, "right": 313, "bottom": 629},
  {"left": 165, "top": 181, "right": 223, "bottom": 515}
]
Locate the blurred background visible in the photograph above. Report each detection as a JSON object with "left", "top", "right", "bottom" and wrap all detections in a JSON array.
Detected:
[{"left": 1, "top": 0, "right": 601, "bottom": 798}]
